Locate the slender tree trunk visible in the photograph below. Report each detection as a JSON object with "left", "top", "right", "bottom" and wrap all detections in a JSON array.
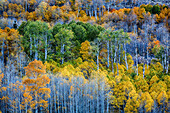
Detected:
[
  {"left": 61, "top": 43, "right": 65, "bottom": 64},
  {"left": 45, "top": 33, "right": 47, "bottom": 61},
  {"left": 146, "top": 34, "right": 150, "bottom": 69},
  {"left": 96, "top": 83, "right": 99, "bottom": 113},
  {"left": 162, "top": 52, "right": 165, "bottom": 72},
  {"left": 107, "top": 40, "right": 110, "bottom": 68},
  {"left": 92, "top": 8, "right": 93, "bottom": 17},
  {"left": 124, "top": 40, "right": 128, "bottom": 70},
  {"left": 53, "top": 78, "right": 57, "bottom": 112},
  {"left": 135, "top": 40, "right": 138, "bottom": 76},
  {"left": 30, "top": 36, "right": 32, "bottom": 58},
  {"left": 34, "top": 37, "right": 38, "bottom": 60},
  {"left": 107, "top": 5, "right": 110, "bottom": 12},
  {"left": 118, "top": 44, "right": 121, "bottom": 64},
  {"left": 1, "top": 38, "right": 5, "bottom": 72},
  {"left": 143, "top": 42, "right": 145, "bottom": 78},
  {"left": 95, "top": 9, "right": 97, "bottom": 20},
  {"left": 166, "top": 39, "right": 169, "bottom": 74},
  {"left": 110, "top": 41, "right": 114, "bottom": 73},
  {"left": 114, "top": 38, "right": 117, "bottom": 63}
]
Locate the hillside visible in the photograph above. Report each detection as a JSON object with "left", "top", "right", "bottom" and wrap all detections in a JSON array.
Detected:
[{"left": 0, "top": 0, "right": 169, "bottom": 113}]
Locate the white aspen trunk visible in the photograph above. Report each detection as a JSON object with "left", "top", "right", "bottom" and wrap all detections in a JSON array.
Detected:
[
  {"left": 117, "top": 57, "right": 119, "bottom": 76},
  {"left": 107, "top": 5, "right": 110, "bottom": 12},
  {"left": 45, "top": 33, "right": 47, "bottom": 61},
  {"left": 101, "top": 82, "right": 105, "bottom": 113},
  {"left": 95, "top": 9, "right": 97, "bottom": 20},
  {"left": 19, "top": 46, "right": 22, "bottom": 77},
  {"left": 164, "top": 48, "right": 167, "bottom": 73},
  {"left": 34, "top": 37, "right": 38, "bottom": 60},
  {"left": 64, "top": 83, "right": 67, "bottom": 113},
  {"left": 110, "top": 41, "right": 114, "bottom": 73},
  {"left": 25, "top": 0, "right": 27, "bottom": 12},
  {"left": 86, "top": 4, "right": 88, "bottom": 14},
  {"left": 77, "top": 7, "right": 80, "bottom": 17},
  {"left": 61, "top": 84, "right": 64, "bottom": 113},
  {"left": 114, "top": 38, "right": 117, "bottom": 63},
  {"left": 146, "top": 34, "right": 150, "bottom": 69},
  {"left": 92, "top": 8, "right": 93, "bottom": 17},
  {"left": 162, "top": 53, "right": 164, "bottom": 70},
  {"left": 124, "top": 40, "right": 128, "bottom": 70},
  {"left": 30, "top": 36, "right": 32, "bottom": 57},
  {"left": 166, "top": 37, "right": 169, "bottom": 74},
  {"left": 25, "top": 103, "right": 27, "bottom": 113},
  {"left": 96, "top": 83, "right": 99, "bottom": 113},
  {"left": 61, "top": 44, "right": 65, "bottom": 64},
  {"left": 143, "top": 42, "right": 145, "bottom": 78},
  {"left": 107, "top": 40, "right": 110, "bottom": 68},
  {"left": 97, "top": 53, "right": 99, "bottom": 70},
  {"left": 135, "top": 41, "right": 138, "bottom": 76},
  {"left": 53, "top": 78, "right": 57, "bottom": 112},
  {"left": 99, "top": 9, "right": 101, "bottom": 21},
  {"left": 1, "top": 38, "right": 4, "bottom": 72},
  {"left": 18, "top": 89, "right": 21, "bottom": 113},
  {"left": 57, "top": 80, "right": 60, "bottom": 113},
  {"left": 72, "top": 81, "right": 74, "bottom": 113},
  {"left": 147, "top": 46, "right": 149, "bottom": 69},
  {"left": 89, "top": 9, "right": 92, "bottom": 18},
  {"left": 118, "top": 44, "right": 121, "bottom": 64},
  {"left": 106, "top": 93, "right": 109, "bottom": 113}
]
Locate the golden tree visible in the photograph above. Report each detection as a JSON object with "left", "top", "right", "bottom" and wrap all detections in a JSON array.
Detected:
[{"left": 23, "top": 59, "right": 51, "bottom": 112}]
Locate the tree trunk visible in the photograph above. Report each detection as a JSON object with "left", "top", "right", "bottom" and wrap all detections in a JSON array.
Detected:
[
  {"left": 30, "top": 36, "right": 32, "bottom": 58},
  {"left": 34, "top": 37, "right": 38, "bottom": 60},
  {"left": 107, "top": 40, "right": 110, "bottom": 68},
  {"left": 124, "top": 40, "right": 128, "bottom": 70},
  {"left": 110, "top": 41, "right": 114, "bottom": 73},
  {"left": 135, "top": 40, "right": 138, "bottom": 76},
  {"left": 45, "top": 33, "right": 47, "bottom": 61},
  {"left": 166, "top": 39, "right": 169, "bottom": 74},
  {"left": 143, "top": 42, "right": 145, "bottom": 78},
  {"left": 61, "top": 43, "right": 65, "bottom": 64}
]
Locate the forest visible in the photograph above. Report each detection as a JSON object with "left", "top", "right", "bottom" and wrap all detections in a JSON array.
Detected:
[{"left": 0, "top": 0, "right": 169, "bottom": 113}]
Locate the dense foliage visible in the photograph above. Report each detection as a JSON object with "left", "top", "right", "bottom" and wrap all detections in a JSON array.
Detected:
[{"left": 0, "top": 0, "right": 169, "bottom": 113}]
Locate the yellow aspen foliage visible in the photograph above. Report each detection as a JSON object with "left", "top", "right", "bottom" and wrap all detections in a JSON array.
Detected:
[
  {"left": 150, "top": 91, "right": 158, "bottom": 100},
  {"left": 113, "top": 80, "right": 135, "bottom": 108},
  {"left": 137, "top": 65, "right": 143, "bottom": 77},
  {"left": 90, "top": 69, "right": 109, "bottom": 81},
  {"left": 157, "top": 91, "right": 168, "bottom": 105},
  {"left": 163, "top": 75, "right": 170, "bottom": 89},
  {"left": 134, "top": 76, "right": 149, "bottom": 92},
  {"left": 150, "top": 75, "right": 159, "bottom": 86},
  {"left": 115, "top": 75, "right": 122, "bottom": 83},
  {"left": 24, "top": 59, "right": 46, "bottom": 78},
  {"left": 149, "top": 81, "right": 167, "bottom": 96},
  {"left": 23, "top": 60, "right": 50, "bottom": 112},
  {"left": 28, "top": 0, "right": 37, "bottom": 5},
  {"left": 127, "top": 54, "right": 134, "bottom": 68},
  {"left": 166, "top": 90, "right": 170, "bottom": 100},
  {"left": 133, "top": 7, "right": 146, "bottom": 20},
  {"left": 78, "top": 60, "right": 96, "bottom": 77},
  {"left": 124, "top": 90, "right": 140, "bottom": 113},
  {"left": 59, "top": 64, "right": 76, "bottom": 77},
  {"left": 139, "top": 92, "right": 154, "bottom": 112},
  {"left": 80, "top": 40, "right": 91, "bottom": 60},
  {"left": 108, "top": 79, "right": 116, "bottom": 88},
  {"left": 114, "top": 64, "right": 125, "bottom": 76},
  {"left": 121, "top": 75, "right": 131, "bottom": 81}
]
